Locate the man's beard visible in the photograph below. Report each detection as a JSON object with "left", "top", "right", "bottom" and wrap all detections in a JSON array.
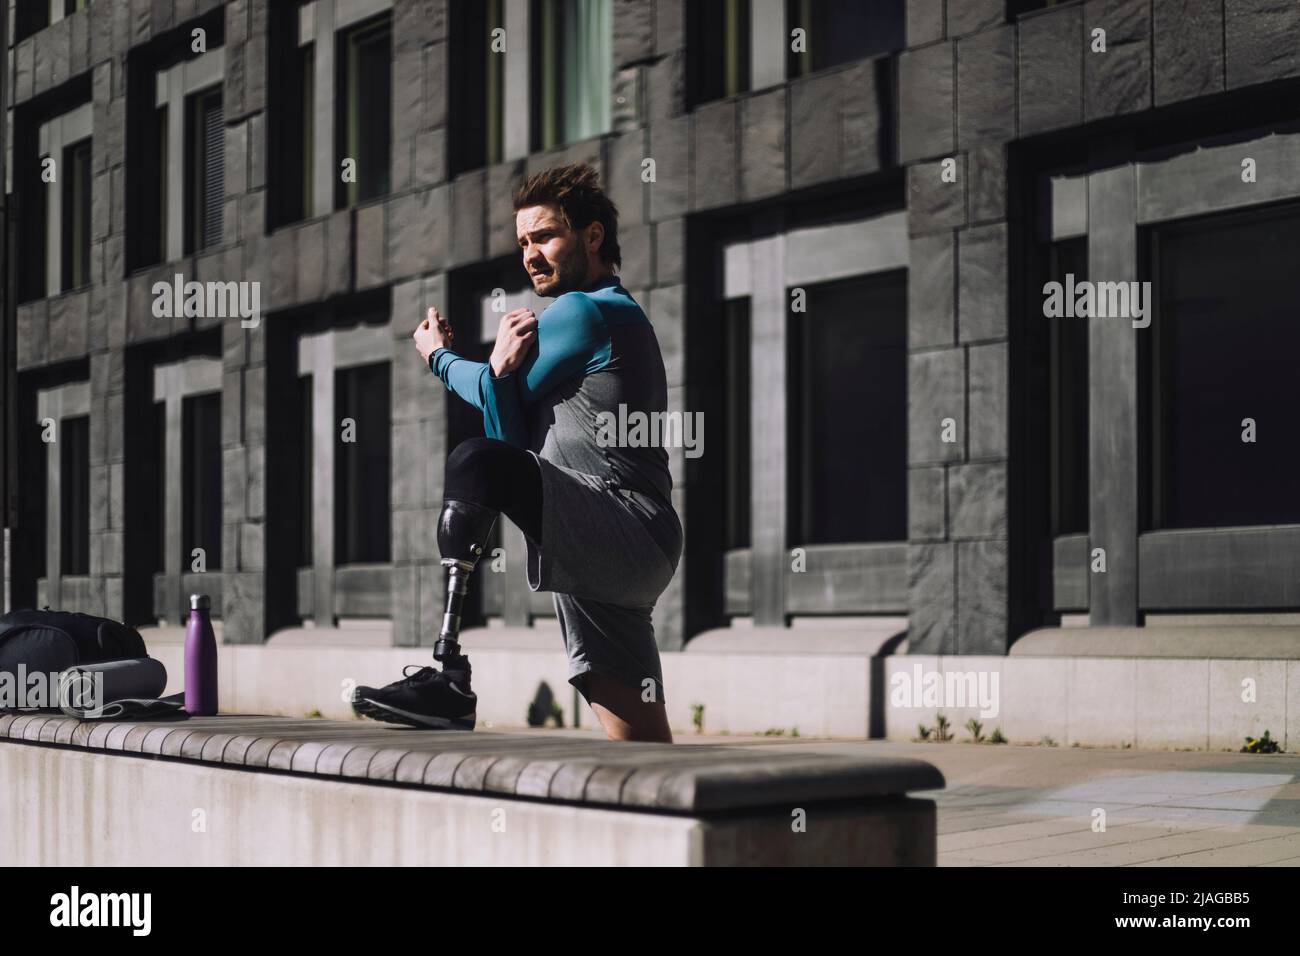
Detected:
[{"left": 535, "top": 245, "right": 588, "bottom": 297}]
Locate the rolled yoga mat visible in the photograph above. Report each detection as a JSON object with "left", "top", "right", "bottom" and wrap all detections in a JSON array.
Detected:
[{"left": 57, "top": 658, "right": 186, "bottom": 720}]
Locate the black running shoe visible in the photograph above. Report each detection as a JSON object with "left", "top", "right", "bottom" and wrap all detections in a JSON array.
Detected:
[{"left": 351, "top": 664, "right": 477, "bottom": 731}]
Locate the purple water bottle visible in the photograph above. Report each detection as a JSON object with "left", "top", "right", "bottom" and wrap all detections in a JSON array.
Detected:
[{"left": 184, "top": 594, "right": 218, "bottom": 715}]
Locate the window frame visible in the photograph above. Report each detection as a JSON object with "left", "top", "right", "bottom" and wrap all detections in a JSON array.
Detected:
[
  {"left": 448, "top": 0, "right": 505, "bottom": 174},
  {"left": 723, "top": 297, "right": 752, "bottom": 550},
  {"left": 333, "top": 360, "right": 392, "bottom": 565},
  {"left": 688, "top": 0, "right": 751, "bottom": 107},
  {"left": 336, "top": 14, "right": 393, "bottom": 209},
  {"left": 785, "top": 0, "right": 904, "bottom": 79},
  {"left": 61, "top": 137, "right": 93, "bottom": 292},
  {"left": 786, "top": 268, "right": 909, "bottom": 547},
  {"left": 532, "top": 0, "right": 612, "bottom": 151},
  {"left": 181, "top": 391, "right": 224, "bottom": 572},
  {"left": 1046, "top": 237, "right": 1089, "bottom": 537},
  {"left": 1145, "top": 200, "right": 1300, "bottom": 532},
  {"left": 302, "top": 44, "right": 316, "bottom": 216},
  {"left": 59, "top": 414, "right": 91, "bottom": 577},
  {"left": 185, "top": 86, "right": 225, "bottom": 255}
]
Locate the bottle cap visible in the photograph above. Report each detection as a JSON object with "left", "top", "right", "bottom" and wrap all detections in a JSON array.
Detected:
[{"left": 190, "top": 594, "right": 211, "bottom": 611}]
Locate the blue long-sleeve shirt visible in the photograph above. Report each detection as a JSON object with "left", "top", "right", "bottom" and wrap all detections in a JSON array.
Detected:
[{"left": 428, "top": 286, "right": 611, "bottom": 448}]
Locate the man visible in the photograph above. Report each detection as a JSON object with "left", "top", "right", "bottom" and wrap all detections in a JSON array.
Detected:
[{"left": 352, "top": 163, "right": 681, "bottom": 743}]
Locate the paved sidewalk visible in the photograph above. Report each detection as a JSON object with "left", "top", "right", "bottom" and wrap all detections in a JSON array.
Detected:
[{"left": 523, "top": 728, "right": 1300, "bottom": 866}]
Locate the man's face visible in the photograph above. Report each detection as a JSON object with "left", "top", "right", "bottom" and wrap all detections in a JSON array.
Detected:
[{"left": 516, "top": 204, "right": 590, "bottom": 297}]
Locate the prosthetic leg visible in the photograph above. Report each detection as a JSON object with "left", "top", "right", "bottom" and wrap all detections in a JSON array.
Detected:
[
  {"left": 433, "top": 499, "right": 499, "bottom": 663},
  {"left": 349, "top": 497, "right": 496, "bottom": 730}
]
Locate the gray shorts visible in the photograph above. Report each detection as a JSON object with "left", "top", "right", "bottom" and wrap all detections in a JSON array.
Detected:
[{"left": 525, "top": 453, "right": 681, "bottom": 704}]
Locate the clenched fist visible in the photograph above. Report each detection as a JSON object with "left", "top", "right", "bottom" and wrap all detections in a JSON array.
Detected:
[
  {"left": 489, "top": 308, "right": 538, "bottom": 377},
  {"left": 412, "top": 307, "right": 453, "bottom": 364}
]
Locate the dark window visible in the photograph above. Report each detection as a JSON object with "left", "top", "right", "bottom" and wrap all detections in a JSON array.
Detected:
[
  {"left": 1048, "top": 238, "right": 1088, "bottom": 535},
  {"left": 449, "top": 0, "right": 505, "bottom": 174},
  {"left": 32, "top": 421, "right": 49, "bottom": 580},
  {"left": 300, "top": 45, "right": 315, "bottom": 216},
  {"left": 149, "top": 105, "right": 167, "bottom": 266},
  {"left": 268, "top": 1, "right": 315, "bottom": 227},
  {"left": 62, "top": 138, "right": 92, "bottom": 291},
  {"left": 334, "top": 362, "right": 391, "bottom": 563},
  {"left": 124, "top": 59, "right": 166, "bottom": 271},
  {"left": 16, "top": 118, "right": 47, "bottom": 302},
  {"left": 689, "top": 0, "right": 750, "bottom": 106},
  {"left": 789, "top": 270, "right": 907, "bottom": 544},
  {"left": 337, "top": 16, "right": 392, "bottom": 208},
  {"left": 153, "top": 400, "right": 166, "bottom": 573},
  {"left": 160, "top": 106, "right": 170, "bottom": 249},
  {"left": 124, "top": 13, "right": 227, "bottom": 270},
  {"left": 533, "top": 0, "right": 612, "bottom": 150},
  {"left": 1148, "top": 204, "right": 1300, "bottom": 529},
  {"left": 299, "top": 375, "right": 314, "bottom": 568},
  {"left": 1008, "top": 0, "right": 1075, "bottom": 18},
  {"left": 786, "top": 0, "right": 903, "bottom": 78},
  {"left": 11, "top": 3, "right": 94, "bottom": 43},
  {"left": 15, "top": 4, "right": 50, "bottom": 42},
  {"left": 724, "top": 298, "right": 751, "bottom": 549},
  {"left": 182, "top": 392, "right": 223, "bottom": 570},
  {"left": 60, "top": 415, "right": 90, "bottom": 576},
  {"left": 187, "top": 88, "right": 224, "bottom": 253}
]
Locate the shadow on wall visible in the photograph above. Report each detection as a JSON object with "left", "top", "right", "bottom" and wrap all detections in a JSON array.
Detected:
[{"left": 869, "top": 629, "right": 910, "bottom": 738}]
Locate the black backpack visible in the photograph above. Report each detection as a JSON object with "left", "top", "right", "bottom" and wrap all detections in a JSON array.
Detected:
[{"left": 0, "top": 609, "right": 148, "bottom": 675}]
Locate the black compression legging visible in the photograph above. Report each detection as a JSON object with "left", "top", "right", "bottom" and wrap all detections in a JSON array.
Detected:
[{"left": 443, "top": 437, "right": 543, "bottom": 545}]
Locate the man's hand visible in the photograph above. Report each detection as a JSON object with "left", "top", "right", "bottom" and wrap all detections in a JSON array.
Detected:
[
  {"left": 413, "top": 307, "right": 453, "bottom": 364},
  {"left": 489, "top": 308, "right": 538, "bottom": 377}
]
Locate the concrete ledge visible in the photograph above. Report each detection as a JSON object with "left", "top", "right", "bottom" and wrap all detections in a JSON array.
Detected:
[
  {"left": 883, "top": 655, "right": 1300, "bottom": 752},
  {"left": 0, "top": 714, "right": 942, "bottom": 866},
  {"left": 687, "top": 621, "right": 907, "bottom": 655},
  {"left": 264, "top": 621, "right": 563, "bottom": 649},
  {"left": 130, "top": 626, "right": 1300, "bottom": 751},
  {"left": 1012, "top": 626, "right": 1300, "bottom": 659}
]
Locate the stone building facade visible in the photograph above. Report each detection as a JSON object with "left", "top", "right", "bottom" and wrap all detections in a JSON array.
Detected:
[{"left": 5, "top": 0, "right": 1300, "bottom": 661}]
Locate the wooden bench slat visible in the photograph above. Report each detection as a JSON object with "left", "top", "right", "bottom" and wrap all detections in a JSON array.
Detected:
[
  {"left": 315, "top": 731, "right": 426, "bottom": 775},
  {"left": 54, "top": 718, "right": 81, "bottom": 745},
  {"left": 248, "top": 724, "right": 383, "bottom": 768},
  {"left": 481, "top": 741, "right": 634, "bottom": 794},
  {"left": 221, "top": 721, "right": 346, "bottom": 764},
  {"left": 15, "top": 714, "right": 43, "bottom": 736},
  {"left": 40, "top": 716, "right": 80, "bottom": 743},
  {"left": 196, "top": 720, "right": 334, "bottom": 764},
  {"left": 283, "top": 729, "right": 419, "bottom": 773}
]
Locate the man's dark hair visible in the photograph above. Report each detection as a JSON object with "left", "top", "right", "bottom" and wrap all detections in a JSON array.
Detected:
[{"left": 513, "top": 163, "right": 622, "bottom": 270}]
